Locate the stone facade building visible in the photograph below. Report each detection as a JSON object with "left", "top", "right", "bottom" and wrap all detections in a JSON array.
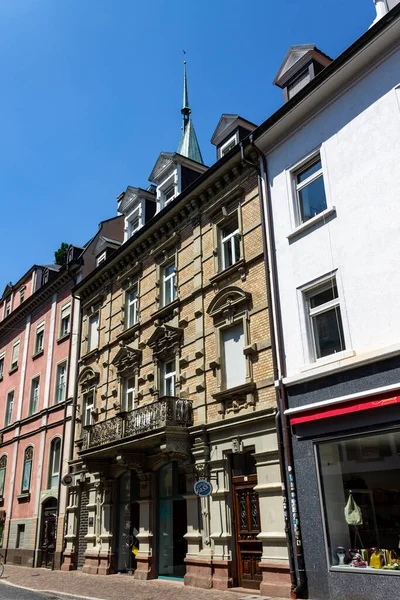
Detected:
[{"left": 62, "top": 74, "right": 290, "bottom": 595}]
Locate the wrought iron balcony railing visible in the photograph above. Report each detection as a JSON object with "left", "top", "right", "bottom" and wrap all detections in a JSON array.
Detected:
[{"left": 82, "top": 396, "right": 193, "bottom": 451}]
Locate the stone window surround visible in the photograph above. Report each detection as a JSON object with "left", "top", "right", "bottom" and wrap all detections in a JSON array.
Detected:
[{"left": 147, "top": 325, "right": 183, "bottom": 400}]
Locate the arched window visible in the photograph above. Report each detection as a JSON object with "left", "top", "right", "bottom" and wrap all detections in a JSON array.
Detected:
[
  {"left": 21, "top": 447, "right": 34, "bottom": 493},
  {"left": 48, "top": 438, "right": 61, "bottom": 489},
  {"left": 0, "top": 455, "right": 7, "bottom": 497}
]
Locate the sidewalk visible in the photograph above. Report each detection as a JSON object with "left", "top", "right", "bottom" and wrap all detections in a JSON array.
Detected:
[{"left": 0, "top": 564, "right": 289, "bottom": 600}]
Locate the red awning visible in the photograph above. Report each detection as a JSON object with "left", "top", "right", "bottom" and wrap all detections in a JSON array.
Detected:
[{"left": 290, "top": 394, "right": 400, "bottom": 425}]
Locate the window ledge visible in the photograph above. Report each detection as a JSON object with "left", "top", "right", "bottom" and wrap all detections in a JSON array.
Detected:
[
  {"left": 300, "top": 349, "right": 355, "bottom": 373},
  {"left": 209, "top": 258, "right": 246, "bottom": 285},
  {"left": 57, "top": 332, "right": 70, "bottom": 344},
  {"left": 330, "top": 565, "right": 400, "bottom": 576},
  {"left": 17, "top": 492, "right": 30, "bottom": 503},
  {"left": 8, "top": 365, "right": 18, "bottom": 375},
  {"left": 32, "top": 349, "right": 44, "bottom": 360},
  {"left": 213, "top": 381, "right": 256, "bottom": 400},
  {"left": 287, "top": 206, "right": 336, "bottom": 241},
  {"left": 117, "top": 323, "right": 140, "bottom": 343},
  {"left": 80, "top": 348, "right": 99, "bottom": 362},
  {"left": 151, "top": 298, "right": 180, "bottom": 323}
]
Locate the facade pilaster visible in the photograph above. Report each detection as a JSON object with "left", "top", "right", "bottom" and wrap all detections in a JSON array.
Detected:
[{"left": 134, "top": 473, "right": 154, "bottom": 580}]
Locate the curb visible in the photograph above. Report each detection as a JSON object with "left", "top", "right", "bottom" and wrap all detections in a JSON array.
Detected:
[{"left": 0, "top": 577, "right": 106, "bottom": 600}]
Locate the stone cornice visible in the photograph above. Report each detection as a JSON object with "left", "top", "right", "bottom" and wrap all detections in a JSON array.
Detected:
[{"left": 76, "top": 156, "right": 256, "bottom": 303}]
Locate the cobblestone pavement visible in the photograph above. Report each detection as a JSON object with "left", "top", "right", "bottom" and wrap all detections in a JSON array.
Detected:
[{"left": 0, "top": 565, "right": 288, "bottom": 600}]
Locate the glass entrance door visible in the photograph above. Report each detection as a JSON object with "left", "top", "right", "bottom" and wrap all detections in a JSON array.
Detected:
[
  {"left": 157, "top": 462, "right": 187, "bottom": 579},
  {"left": 116, "top": 471, "right": 140, "bottom": 573}
]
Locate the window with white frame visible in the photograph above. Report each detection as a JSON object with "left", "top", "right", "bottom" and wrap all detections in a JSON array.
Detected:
[
  {"left": 220, "top": 218, "right": 241, "bottom": 271},
  {"left": 21, "top": 447, "right": 33, "bottom": 493},
  {"left": 96, "top": 251, "right": 107, "bottom": 266},
  {"left": 125, "top": 286, "right": 138, "bottom": 328},
  {"left": 162, "top": 360, "right": 176, "bottom": 396},
  {"left": 163, "top": 184, "right": 176, "bottom": 205},
  {"left": 34, "top": 322, "right": 45, "bottom": 354},
  {"left": 60, "top": 303, "right": 71, "bottom": 338},
  {"left": 29, "top": 376, "right": 40, "bottom": 415},
  {"left": 5, "top": 300, "right": 11, "bottom": 317},
  {"left": 5, "top": 391, "right": 14, "bottom": 426},
  {"left": 304, "top": 278, "right": 345, "bottom": 360},
  {"left": 219, "top": 134, "right": 237, "bottom": 158},
  {"left": 10, "top": 340, "right": 20, "bottom": 371},
  {"left": 55, "top": 361, "right": 67, "bottom": 404},
  {"left": 19, "top": 287, "right": 25, "bottom": 304},
  {"left": 83, "top": 392, "right": 94, "bottom": 427},
  {"left": 123, "top": 377, "right": 135, "bottom": 412},
  {"left": 221, "top": 322, "right": 246, "bottom": 389},
  {"left": 294, "top": 155, "right": 327, "bottom": 223},
  {"left": 0, "top": 455, "right": 7, "bottom": 497},
  {"left": 48, "top": 438, "right": 61, "bottom": 489},
  {"left": 87, "top": 313, "right": 99, "bottom": 352},
  {"left": 0, "top": 353, "right": 4, "bottom": 379},
  {"left": 162, "top": 263, "right": 176, "bottom": 306},
  {"left": 128, "top": 205, "right": 141, "bottom": 237}
]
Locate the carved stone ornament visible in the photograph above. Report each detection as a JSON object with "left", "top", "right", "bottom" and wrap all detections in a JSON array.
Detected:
[
  {"left": 0, "top": 455, "right": 7, "bottom": 469},
  {"left": 111, "top": 345, "right": 142, "bottom": 377},
  {"left": 207, "top": 286, "right": 251, "bottom": 322},
  {"left": 147, "top": 324, "right": 183, "bottom": 360},
  {"left": 78, "top": 367, "right": 100, "bottom": 392}
]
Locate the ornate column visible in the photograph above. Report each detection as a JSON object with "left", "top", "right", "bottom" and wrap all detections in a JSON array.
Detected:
[
  {"left": 61, "top": 485, "right": 79, "bottom": 571},
  {"left": 134, "top": 473, "right": 155, "bottom": 580},
  {"left": 209, "top": 455, "right": 233, "bottom": 590}
]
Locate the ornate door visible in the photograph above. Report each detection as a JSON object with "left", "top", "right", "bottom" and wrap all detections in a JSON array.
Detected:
[
  {"left": 41, "top": 499, "right": 58, "bottom": 568},
  {"left": 231, "top": 453, "right": 262, "bottom": 589}
]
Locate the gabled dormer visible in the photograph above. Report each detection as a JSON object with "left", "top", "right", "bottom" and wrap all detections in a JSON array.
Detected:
[
  {"left": 93, "top": 235, "right": 122, "bottom": 266},
  {"left": 211, "top": 114, "right": 257, "bottom": 160},
  {"left": 149, "top": 152, "right": 207, "bottom": 213},
  {"left": 117, "top": 185, "right": 157, "bottom": 243},
  {"left": 273, "top": 44, "right": 332, "bottom": 103}
]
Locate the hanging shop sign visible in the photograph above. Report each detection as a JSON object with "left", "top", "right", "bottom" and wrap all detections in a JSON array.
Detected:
[
  {"left": 61, "top": 473, "right": 73, "bottom": 486},
  {"left": 194, "top": 479, "right": 212, "bottom": 497}
]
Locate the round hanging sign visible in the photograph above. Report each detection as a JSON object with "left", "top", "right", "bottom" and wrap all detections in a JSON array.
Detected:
[
  {"left": 194, "top": 479, "right": 212, "bottom": 497},
  {"left": 61, "top": 473, "right": 73, "bottom": 486}
]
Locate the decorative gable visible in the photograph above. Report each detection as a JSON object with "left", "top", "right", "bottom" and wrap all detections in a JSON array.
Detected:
[
  {"left": 149, "top": 152, "right": 175, "bottom": 184},
  {"left": 207, "top": 286, "right": 251, "bottom": 322},
  {"left": 148, "top": 325, "right": 183, "bottom": 360},
  {"left": 112, "top": 345, "right": 142, "bottom": 377}
]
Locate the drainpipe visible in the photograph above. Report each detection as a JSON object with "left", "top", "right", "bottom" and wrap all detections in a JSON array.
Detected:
[{"left": 241, "top": 139, "right": 307, "bottom": 599}]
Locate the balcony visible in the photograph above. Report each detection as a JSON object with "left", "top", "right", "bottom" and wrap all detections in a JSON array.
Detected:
[{"left": 81, "top": 396, "right": 193, "bottom": 452}]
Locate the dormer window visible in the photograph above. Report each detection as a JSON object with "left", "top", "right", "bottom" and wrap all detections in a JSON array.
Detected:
[
  {"left": 287, "top": 69, "right": 311, "bottom": 100},
  {"left": 96, "top": 251, "right": 107, "bottom": 266},
  {"left": 164, "top": 184, "right": 176, "bottom": 204},
  {"left": 158, "top": 173, "right": 178, "bottom": 210},
  {"left": 219, "top": 134, "right": 238, "bottom": 158},
  {"left": 127, "top": 205, "right": 141, "bottom": 238}
]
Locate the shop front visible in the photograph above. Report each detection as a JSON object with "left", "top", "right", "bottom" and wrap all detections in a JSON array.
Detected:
[{"left": 287, "top": 363, "right": 400, "bottom": 600}]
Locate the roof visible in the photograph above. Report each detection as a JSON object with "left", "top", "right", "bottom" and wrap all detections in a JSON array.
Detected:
[
  {"left": 177, "top": 119, "right": 204, "bottom": 164},
  {"left": 211, "top": 114, "right": 257, "bottom": 146},
  {"left": 273, "top": 44, "right": 333, "bottom": 88}
]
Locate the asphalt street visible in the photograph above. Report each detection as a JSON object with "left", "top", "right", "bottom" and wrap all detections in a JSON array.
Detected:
[{"left": 0, "top": 583, "right": 71, "bottom": 600}]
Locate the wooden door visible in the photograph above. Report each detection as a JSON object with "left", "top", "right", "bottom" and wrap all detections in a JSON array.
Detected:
[
  {"left": 231, "top": 453, "right": 262, "bottom": 590},
  {"left": 41, "top": 501, "right": 58, "bottom": 568}
]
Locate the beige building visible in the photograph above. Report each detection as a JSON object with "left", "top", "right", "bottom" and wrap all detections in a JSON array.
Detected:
[{"left": 62, "top": 101, "right": 290, "bottom": 595}]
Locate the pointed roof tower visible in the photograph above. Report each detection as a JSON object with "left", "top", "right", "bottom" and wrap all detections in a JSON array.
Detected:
[{"left": 177, "top": 61, "right": 204, "bottom": 165}]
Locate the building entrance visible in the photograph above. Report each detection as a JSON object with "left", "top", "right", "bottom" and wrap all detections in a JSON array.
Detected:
[
  {"left": 157, "top": 461, "right": 187, "bottom": 579},
  {"left": 40, "top": 497, "right": 58, "bottom": 568},
  {"left": 116, "top": 471, "right": 140, "bottom": 573},
  {"left": 231, "top": 452, "right": 262, "bottom": 590}
]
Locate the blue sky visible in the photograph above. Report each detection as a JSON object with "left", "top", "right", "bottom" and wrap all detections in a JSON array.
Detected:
[{"left": 0, "top": 0, "right": 375, "bottom": 291}]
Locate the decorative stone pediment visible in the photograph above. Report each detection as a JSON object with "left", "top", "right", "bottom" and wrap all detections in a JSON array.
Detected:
[
  {"left": 207, "top": 286, "right": 251, "bottom": 321},
  {"left": 78, "top": 366, "right": 100, "bottom": 391},
  {"left": 112, "top": 345, "right": 141, "bottom": 377},
  {"left": 149, "top": 152, "right": 175, "bottom": 183},
  {"left": 1, "top": 283, "right": 13, "bottom": 301},
  {"left": 148, "top": 325, "right": 183, "bottom": 360}
]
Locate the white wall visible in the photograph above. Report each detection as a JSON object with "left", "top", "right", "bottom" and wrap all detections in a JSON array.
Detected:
[{"left": 267, "top": 48, "right": 400, "bottom": 377}]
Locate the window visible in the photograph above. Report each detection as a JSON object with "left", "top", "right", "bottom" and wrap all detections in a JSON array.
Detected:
[
  {"left": 10, "top": 341, "right": 20, "bottom": 371},
  {"left": 294, "top": 155, "right": 327, "bottom": 223},
  {"left": 29, "top": 376, "right": 40, "bottom": 415},
  {"left": 162, "top": 360, "right": 176, "bottom": 396},
  {"left": 5, "top": 300, "right": 11, "bottom": 317},
  {"left": 19, "top": 288, "right": 25, "bottom": 304},
  {"left": 287, "top": 69, "right": 311, "bottom": 99},
  {"left": 0, "top": 354, "right": 4, "bottom": 379},
  {"left": 55, "top": 362, "right": 67, "bottom": 404},
  {"left": 318, "top": 430, "right": 400, "bottom": 572},
  {"left": 128, "top": 206, "right": 141, "bottom": 237},
  {"left": 220, "top": 219, "right": 240, "bottom": 271},
  {"left": 60, "top": 303, "right": 71, "bottom": 338},
  {"left": 221, "top": 322, "right": 246, "bottom": 389},
  {"left": 87, "top": 314, "right": 99, "bottom": 352},
  {"left": 305, "top": 278, "right": 345, "bottom": 360},
  {"left": 96, "top": 251, "right": 107, "bottom": 266},
  {"left": 16, "top": 524, "right": 25, "bottom": 548},
  {"left": 220, "top": 134, "right": 237, "bottom": 158},
  {"left": 0, "top": 456, "right": 7, "bottom": 497},
  {"left": 163, "top": 184, "right": 176, "bottom": 205},
  {"left": 125, "top": 287, "right": 138, "bottom": 329},
  {"left": 21, "top": 447, "right": 33, "bottom": 493},
  {"left": 83, "top": 392, "right": 94, "bottom": 427},
  {"left": 48, "top": 438, "right": 61, "bottom": 489},
  {"left": 5, "top": 391, "right": 14, "bottom": 426},
  {"left": 123, "top": 377, "right": 135, "bottom": 412},
  {"left": 162, "top": 263, "right": 176, "bottom": 306},
  {"left": 34, "top": 322, "right": 45, "bottom": 354}
]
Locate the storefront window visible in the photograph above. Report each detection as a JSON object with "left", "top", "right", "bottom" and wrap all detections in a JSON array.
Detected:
[{"left": 318, "top": 430, "right": 400, "bottom": 572}]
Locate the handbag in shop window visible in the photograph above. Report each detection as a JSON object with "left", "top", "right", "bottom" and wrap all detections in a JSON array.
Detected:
[{"left": 344, "top": 493, "right": 363, "bottom": 526}]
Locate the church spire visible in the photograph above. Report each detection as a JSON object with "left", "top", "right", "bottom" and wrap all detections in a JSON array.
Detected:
[{"left": 177, "top": 61, "right": 204, "bottom": 164}]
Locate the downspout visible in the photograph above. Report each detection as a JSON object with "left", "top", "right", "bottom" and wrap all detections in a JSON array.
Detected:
[{"left": 242, "top": 138, "right": 307, "bottom": 599}]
